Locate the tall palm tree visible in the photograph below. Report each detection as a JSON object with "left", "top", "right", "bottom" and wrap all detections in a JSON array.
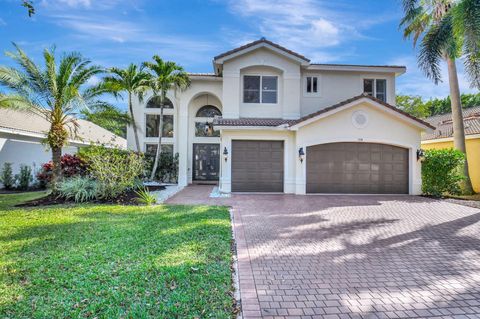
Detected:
[
  {"left": 99, "top": 64, "right": 151, "bottom": 152},
  {"left": 143, "top": 56, "right": 190, "bottom": 181},
  {"left": 0, "top": 44, "right": 104, "bottom": 188},
  {"left": 400, "top": 0, "right": 480, "bottom": 194}
]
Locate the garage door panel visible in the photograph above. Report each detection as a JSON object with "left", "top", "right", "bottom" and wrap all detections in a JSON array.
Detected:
[
  {"left": 232, "top": 140, "right": 284, "bottom": 192},
  {"left": 306, "top": 142, "right": 409, "bottom": 194}
]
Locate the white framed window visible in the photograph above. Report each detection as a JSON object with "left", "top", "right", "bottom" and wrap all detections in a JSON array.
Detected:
[
  {"left": 304, "top": 75, "right": 321, "bottom": 96},
  {"left": 243, "top": 75, "right": 278, "bottom": 104},
  {"left": 363, "top": 79, "right": 387, "bottom": 102}
]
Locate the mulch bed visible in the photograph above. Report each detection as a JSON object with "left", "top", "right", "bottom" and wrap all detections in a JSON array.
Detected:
[{"left": 16, "top": 185, "right": 166, "bottom": 207}]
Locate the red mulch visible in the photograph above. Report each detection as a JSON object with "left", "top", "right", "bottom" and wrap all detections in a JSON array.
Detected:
[{"left": 15, "top": 185, "right": 166, "bottom": 207}]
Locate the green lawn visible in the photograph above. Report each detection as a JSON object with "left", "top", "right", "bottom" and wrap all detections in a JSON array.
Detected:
[{"left": 0, "top": 192, "right": 234, "bottom": 318}]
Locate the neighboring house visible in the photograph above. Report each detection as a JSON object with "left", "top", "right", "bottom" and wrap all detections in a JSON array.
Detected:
[
  {"left": 128, "top": 38, "right": 434, "bottom": 195},
  {"left": 0, "top": 108, "right": 127, "bottom": 176},
  {"left": 422, "top": 106, "right": 480, "bottom": 193}
]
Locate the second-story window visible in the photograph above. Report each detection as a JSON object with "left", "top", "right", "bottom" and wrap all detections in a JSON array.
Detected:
[
  {"left": 306, "top": 76, "right": 318, "bottom": 93},
  {"left": 243, "top": 75, "right": 278, "bottom": 104},
  {"left": 363, "top": 79, "right": 387, "bottom": 102}
]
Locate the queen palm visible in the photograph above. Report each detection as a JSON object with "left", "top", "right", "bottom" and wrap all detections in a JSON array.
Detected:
[
  {"left": 0, "top": 44, "right": 104, "bottom": 187},
  {"left": 143, "top": 56, "right": 190, "bottom": 181},
  {"left": 400, "top": 0, "right": 480, "bottom": 194},
  {"left": 99, "top": 64, "right": 151, "bottom": 152}
]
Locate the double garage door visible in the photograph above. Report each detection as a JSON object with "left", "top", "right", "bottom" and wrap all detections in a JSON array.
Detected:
[{"left": 231, "top": 141, "right": 409, "bottom": 194}]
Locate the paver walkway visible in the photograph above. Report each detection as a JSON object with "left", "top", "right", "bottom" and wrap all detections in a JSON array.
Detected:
[{"left": 167, "top": 186, "right": 480, "bottom": 319}]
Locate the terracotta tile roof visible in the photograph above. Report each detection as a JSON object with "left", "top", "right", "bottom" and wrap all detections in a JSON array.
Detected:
[
  {"left": 310, "top": 63, "right": 406, "bottom": 69},
  {"left": 422, "top": 106, "right": 480, "bottom": 141},
  {"left": 214, "top": 117, "right": 296, "bottom": 127},
  {"left": 213, "top": 38, "right": 310, "bottom": 62},
  {"left": 0, "top": 108, "right": 127, "bottom": 148},
  {"left": 214, "top": 94, "right": 435, "bottom": 130},
  {"left": 187, "top": 73, "right": 218, "bottom": 77}
]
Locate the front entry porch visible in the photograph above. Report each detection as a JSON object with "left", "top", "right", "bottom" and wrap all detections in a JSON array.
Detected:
[{"left": 192, "top": 143, "right": 220, "bottom": 183}]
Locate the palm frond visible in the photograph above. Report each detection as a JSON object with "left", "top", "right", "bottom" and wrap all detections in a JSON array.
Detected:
[
  {"left": 418, "top": 14, "right": 455, "bottom": 84},
  {"left": 453, "top": 0, "right": 480, "bottom": 89}
]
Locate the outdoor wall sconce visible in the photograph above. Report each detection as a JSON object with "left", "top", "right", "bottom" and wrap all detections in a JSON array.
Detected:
[
  {"left": 223, "top": 147, "right": 228, "bottom": 162},
  {"left": 298, "top": 147, "right": 305, "bottom": 163},
  {"left": 416, "top": 149, "right": 425, "bottom": 161}
]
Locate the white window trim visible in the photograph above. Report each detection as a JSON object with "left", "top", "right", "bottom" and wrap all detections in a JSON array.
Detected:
[
  {"left": 303, "top": 75, "right": 322, "bottom": 97},
  {"left": 361, "top": 77, "right": 388, "bottom": 102},
  {"left": 242, "top": 74, "right": 279, "bottom": 105},
  {"left": 144, "top": 142, "right": 175, "bottom": 155}
]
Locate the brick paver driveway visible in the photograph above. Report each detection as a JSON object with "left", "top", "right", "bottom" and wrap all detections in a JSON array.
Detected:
[{"left": 167, "top": 186, "right": 480, "bottom": 319}]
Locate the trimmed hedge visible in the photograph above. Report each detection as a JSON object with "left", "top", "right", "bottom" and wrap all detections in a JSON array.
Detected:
[{"left": 422, "top": 148, "right": 465, "bottom": 197}]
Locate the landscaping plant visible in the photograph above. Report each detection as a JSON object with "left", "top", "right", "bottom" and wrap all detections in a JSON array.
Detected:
[
  {"left": 400, "top": 0, "right": 480, "bottom": 194},
  {"left": 36, "top": 154, "right": 86, "bottom": 187},
  {"left": 0, "top": 163, "right": 14, "bottom": 190},
  {"left": 145, "top": 152, "right": 179, "bottom": 183},
  {"left": 79, "top": 146, "right": 144, "bottom": 199},
  {"left": 422, "top": 148, "right": 466, "bottom": 197},
  {"left": 16, "top": 164, "right": 33, "bottom": 190},
  {"left": 0, "top": 44, "right": 105, "bottom": 189},
  {"left": 143, "top": 56, "right": 190, "bottom": 180},
  {"left": 57, "top": 176, "right": 99, "bottom": 202},
  {"left": 134, "top": 187, "right": 157, "bottom": 205}
]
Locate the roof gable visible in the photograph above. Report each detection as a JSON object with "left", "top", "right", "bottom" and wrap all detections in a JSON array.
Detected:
[
  {"left": 213, "top": 38, "right": 310, "bottom": 65},
  {"left": 289, "top": 94, "right": 435, "bottom": 131}
]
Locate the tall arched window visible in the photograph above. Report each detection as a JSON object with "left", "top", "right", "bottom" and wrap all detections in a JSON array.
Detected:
[
  {"left": 195, "top": 105, "right": 221, "bottom": 137},
  {"left": 146, "top": 96, "right": 174, "bottom": 109},
  {"left": 196, "top": 105, "right": 221, "bottom": 117}
]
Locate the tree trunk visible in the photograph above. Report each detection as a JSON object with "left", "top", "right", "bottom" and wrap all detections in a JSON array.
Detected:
[
  {"left": 51, "top": 145, "right": 62, "bottom": 192},
  {"left": 149, "top": 94, "right": 164, "bottom": 181},
  {"left": 446, "top": 57, "right": 474, "bottom": 194},
  {"left": 129, "top": 92, "right": 141, "bottom": 152}
]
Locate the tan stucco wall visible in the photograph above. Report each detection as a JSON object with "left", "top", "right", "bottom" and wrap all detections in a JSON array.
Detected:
[{"left": 422, "top": 138, "right": 480, "bottom": 193}]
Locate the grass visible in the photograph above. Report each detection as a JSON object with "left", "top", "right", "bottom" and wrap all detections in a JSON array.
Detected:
[{"left": 0, "top": 192, "right": 234, "bottom": 318}]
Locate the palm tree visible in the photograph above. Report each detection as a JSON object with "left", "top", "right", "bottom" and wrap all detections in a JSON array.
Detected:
[
  {"left": 143, "top": 56, "right": 190, "bottom": 181},
  {"left": 99, "top": 64, "right": 151, "bottom": 152},
  {"left": 0, "top": 44, "right": 104, "bottom": 188},
  {"left": 400, "top": 0, "right": 480, "bottom": 194}
]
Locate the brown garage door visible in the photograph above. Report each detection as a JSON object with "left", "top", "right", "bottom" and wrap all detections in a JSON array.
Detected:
[
  {"left": 306, "top": 142, "right": 409, "bottom": 194},
  {"left": 232, "top": 140, "right": 284, "bottom": 192}
]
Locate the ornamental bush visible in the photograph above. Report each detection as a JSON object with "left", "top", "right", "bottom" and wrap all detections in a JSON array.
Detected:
[
  {"left": 0, "top": 163, "right": 15, "bottom": 190},
  {"left": 58, "top": 176, "right": 100, "bottom": 202},
  {"left": 146, "top": 152, "right": 179, "bottom": 183},
  {"left": 16, "top": 164, "right": 33, "bottom": 190},
  {"left": 37, "top": 154, "right": 86, "bottom": 186},
  {"left": 78, "top": 146, "right": 144, "bottom": 199},
  {"left": 422, "top": 148, "right": 465, "bottom": 197}
]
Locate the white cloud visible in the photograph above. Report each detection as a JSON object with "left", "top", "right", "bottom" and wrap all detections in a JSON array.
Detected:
[
  {"left": 0, "top": 18, "right": 6, "bottom": 27},
  {"left": 225, "top": 0, "right": 386, "bottom": 62},
  {"left": 392, "top": 55, "right": 477, "bottom": 99}
]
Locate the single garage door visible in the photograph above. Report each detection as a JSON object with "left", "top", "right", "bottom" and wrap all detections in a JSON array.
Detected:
[
  {"left": 306, "top": 142, "right": 409, "bottom": 194},
  {"left": 232, "top": 140, "right": 284, "bottom": 192}
]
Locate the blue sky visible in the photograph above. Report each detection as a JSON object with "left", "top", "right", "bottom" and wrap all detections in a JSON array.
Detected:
[{"left": 0, "top": 0, "right": 478, "bottom": 110}]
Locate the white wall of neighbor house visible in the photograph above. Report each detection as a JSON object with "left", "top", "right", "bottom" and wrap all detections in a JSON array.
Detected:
[
  {"left": 218, "top": 129, "right": 297, "bottom": 193},
  {"left": 0, "top": 133, "right": 78, "bottom": 178},
  {"left": 294, "top": 101, "right": 424, "bottom": 195}
]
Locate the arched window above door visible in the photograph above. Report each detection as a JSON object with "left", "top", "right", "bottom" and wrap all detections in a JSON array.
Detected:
[
  {"left": 196, "top": 105, "right": 221, "bottom": 118},
  {"left": 146, "top": 96, "right": 174, "bottom": 109}
]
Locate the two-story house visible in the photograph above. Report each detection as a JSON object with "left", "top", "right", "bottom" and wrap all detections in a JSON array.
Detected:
[{"left": 128, "top": 38, "right": 434, "bottom": 195}]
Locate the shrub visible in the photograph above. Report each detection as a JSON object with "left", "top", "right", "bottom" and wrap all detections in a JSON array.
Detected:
[
  {"left": 79, "top": 146, "right": 144, "bottom": 199},
  {"left": 58, "top": 176, "right": 100, "bottom": 202},
  {"left": 37, "top": 154, "right": 86, "bottom": 186},
  {"left": 146, "top": 152, "right": 179, "bottom": 183},
  {"left": 0, "top": 163, "right": 15, "bottom": 190},
  {"left": 16, "top": 164, "right": 33, "bottom": 190},
  {"left": 135, "top": 187, "right": 157, "bottom": 206},
  {"left": 422, "top": 148, "right": 466, "bottom": 197}
]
